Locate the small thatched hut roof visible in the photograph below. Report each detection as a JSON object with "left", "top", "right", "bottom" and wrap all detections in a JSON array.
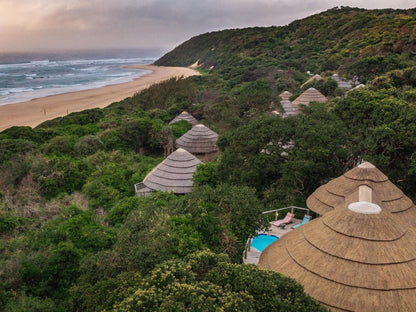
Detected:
[
  {"left": 306, "top": 161, "right": 416, "bottom": 228},
  {"left": 281, "top": 100, "right": 300, "bottom": 117},
  {"left": 292, "top": 87, "right": 327, "bottom": 106},
  {"left": 175, "top": 124, "right": 219, "bottom": 154},
  {"left": 279, "top": 91, "right": 292, "bottom": 101},
  {"left": 169, "top": 111, "right": 198, "bottom": 126},
  {"left": 259, "top": 167, "right": 416, "bottom": 311},
  {"left": 135, "top": 148, "right": 201, "bottom": 196},
  {"left": 301, "top": 74, "right": 322, "bottom": 88},
  {"left": 332, "top": 74, "right": 360, "bottom": 89}
]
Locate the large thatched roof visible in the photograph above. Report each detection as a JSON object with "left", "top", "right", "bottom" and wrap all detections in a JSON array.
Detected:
[
  {"left": 306, "top": 162, "right": 416, "bottom": 228},
  {"left": 281, "top": 100, "right": 300, "bottom": 117},
  {"left": 135, "top": 148, "right": 201, "bottom": 196},
  {"left": 279, "top": 91, "right": 292, "bottom": 101},
  {"left": 259, "top": 171, "right": 416, "bottom": 311},
  {"left": 169, "top": 111, "right": 198, "bottom": 126},
  {"left": 301, "top": 74, "right": 322, "bottom": 88},
  {"left": 293, "top": 87, "right": 327, "bottom": 106},
  {"left": 175, "top": 124, "right": 219, "bottom": 154}
]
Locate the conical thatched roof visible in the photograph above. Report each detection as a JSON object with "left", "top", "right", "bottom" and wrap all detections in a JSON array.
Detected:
[
  {"left": 292, "top": 87, "right": 327, "bottom": 106},
  {"left": 259, "top": 173, "right": 416, "bottom": 311},
  {"left": 281, "top": 100, "right": 300, "bottom": 117},
  {"left": 169, "top": 111, "right": 198, "bottom": 126},
  {"left": 279, "top": 91, "right": 292, "bottom": 101},
  {"left": 135, "top": 148, "right": 202, "bottom": 196},
  {"left": 175, "top": 124, "right": 219, "bottom": 154},
  {"left": 306, "top": 162, "right": 416, "bottom": 228},
  {"left": 301, "top": 74, "right": 322, "bottom": 88}
]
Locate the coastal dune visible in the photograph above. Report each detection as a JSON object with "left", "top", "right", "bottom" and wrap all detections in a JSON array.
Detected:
[{"left": 0, "top": 65, "right": 199, "bottom": 132}]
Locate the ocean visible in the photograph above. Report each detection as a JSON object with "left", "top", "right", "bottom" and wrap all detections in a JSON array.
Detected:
[{"left": 0, "top": 49, "right": 160, "bottom": 106}]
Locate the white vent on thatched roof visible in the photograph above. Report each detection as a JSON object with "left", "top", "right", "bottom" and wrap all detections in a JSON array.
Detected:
[
  {"left": 348, "top": 201, "right": 381, "bottom": 214},
  {"left": 259, "top": 162, "right": 416, "bottom": 311},
  {"left": 306, "top": 161, "right": 416, "bottom": 229}
]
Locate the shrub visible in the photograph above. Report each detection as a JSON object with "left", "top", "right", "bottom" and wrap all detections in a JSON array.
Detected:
[
  {"left": 42, "top": 136, "right": 76, "bottom": 156},
  {"left": 74, "top": 135, "right": 104, "bottom": 156},
  {"left": 0, "top": 139, "right": 34, "bottom": 163},
  {"left": 193, "top": 162, "right": 220, "bottom": 187},
  {"left": 0, "top": 210, "right": 19, "bottom": 234},
  {"left": 1, "top": 126, "right": 41, "bottom": 143}
]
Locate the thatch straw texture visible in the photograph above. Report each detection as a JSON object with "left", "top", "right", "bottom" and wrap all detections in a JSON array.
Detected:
[
  {"left": 169, "top": 111, "right": 198, "bottom": 126},
  {"left": 292, "top": 88, "right": 327, "bottom": 106},
  {"left": 279, "top": 91, "right": 292, "bottom": 101},
  {"left": 281, "top": 100, "right": 300, "bottom": 117},
  {"left": 332, "top": 74, "right": 357, "bottom": 89},
  {"left": 175, "top": 124, "right": 219, "bottom": 154},
  {"left": 306, "top": 162, "right": 416, "bottom": 228},
  {"left": 134, "top": 182, "right": 153, "bottom": 196},
  {"left": 135, "top": 148, "right": 201, "bottom": 196},
  {"left": 301, "top": 74, "right": 322, "bottom": 88},
  {"left": 259, "top": 199, "right": 416, "bottom": 311}
]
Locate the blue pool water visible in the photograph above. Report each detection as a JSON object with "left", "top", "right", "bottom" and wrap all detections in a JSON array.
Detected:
[{"left": 251, "top": 234, "right": 279, "bottom": 252}]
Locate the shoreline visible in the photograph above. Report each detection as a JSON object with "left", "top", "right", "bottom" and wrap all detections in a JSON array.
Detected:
[{"left": 0, "top": 65, "right": 199, "bottom": 132}]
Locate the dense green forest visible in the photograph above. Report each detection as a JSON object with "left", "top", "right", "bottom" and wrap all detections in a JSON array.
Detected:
[
  {"left": 156, "top": 6, "right": 416, "bottom": 83},
  {"left": 1, "top": 6, "right": 416, "bottom": 311}
]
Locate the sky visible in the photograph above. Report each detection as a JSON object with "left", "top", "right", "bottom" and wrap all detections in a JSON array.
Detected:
[{"left": 0, "top": 0, "right": 414, "bottom": 54}]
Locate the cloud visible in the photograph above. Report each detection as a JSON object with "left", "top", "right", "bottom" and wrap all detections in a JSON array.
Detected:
[{"left": 0, "top": 0, "right": 414, "bottom": 52}]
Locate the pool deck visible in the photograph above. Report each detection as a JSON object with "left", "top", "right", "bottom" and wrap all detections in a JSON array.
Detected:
[{"left": 243, "top": 218, "right": 302, "bottom": 265}]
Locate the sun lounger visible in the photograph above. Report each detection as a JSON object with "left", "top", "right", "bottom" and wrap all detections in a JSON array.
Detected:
[
  {"left": 271, "top": 212, "right": 295, "bottom": 228},
  {"left": 292, "top": 215, "right": 311, "bottom": 229}
]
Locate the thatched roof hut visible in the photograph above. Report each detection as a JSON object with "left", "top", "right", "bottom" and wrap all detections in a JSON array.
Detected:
[
  {"left": 301, "top": 74, "right": 322, "bottom": 88},
  {"left": 169, "top": 111, "right": 198, "bottom": 126},
  {"left": 279, "top": 91, "right": 292, "bottom": 101},
  {"left": 135, "top": 148, "right": 201, "bottom": 196},
  {"left": 306, "top": 162, "right": 416, "bottom": 228},
  {"left": 259, "top": 165, "right": 416, "bottom": 311},
  {"left": 175, "top": 124, "right": 219, "bottom": 155},
  {"left": 332, "top": 74, "right": 360, "bottom": 89},
  {"left": 292, "top": 87, "right": 327, "bottom": 106},
  {"left": 281, "top": 100, "right": 300, "bottom": 117}
]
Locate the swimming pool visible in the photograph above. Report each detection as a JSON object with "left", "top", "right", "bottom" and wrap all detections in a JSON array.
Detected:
[{"left": 251, "top": 234, "right": 279, "bottom": 252}]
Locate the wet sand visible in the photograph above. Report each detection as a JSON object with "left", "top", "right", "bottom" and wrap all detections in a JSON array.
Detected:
[{"left": 0, "top": 65, "right": 199, "bottom": 131}]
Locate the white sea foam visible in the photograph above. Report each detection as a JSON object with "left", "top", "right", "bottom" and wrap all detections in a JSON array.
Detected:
[
  {"left": 0, "top": 52, "right": 156, "bottom": 106},
  {"left": 0, "top": 69, "right": 151, "bottom": 105}
]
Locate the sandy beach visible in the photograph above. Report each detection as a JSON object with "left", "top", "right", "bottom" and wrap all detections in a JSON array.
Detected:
[{"left": 0, "top": 65, "right": 199, "bottom": 132}]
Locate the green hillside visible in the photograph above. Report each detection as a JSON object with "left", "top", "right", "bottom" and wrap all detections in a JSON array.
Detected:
[{"left": 156, "top": 7, "right": 416, "bottom": 82}]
